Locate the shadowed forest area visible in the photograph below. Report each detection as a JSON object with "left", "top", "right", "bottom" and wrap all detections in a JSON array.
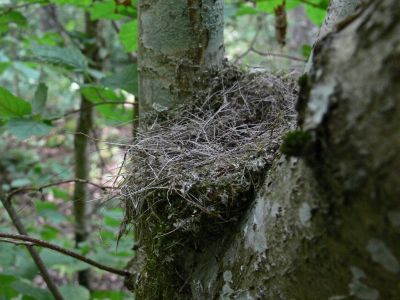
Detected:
[{"left": 0, "top": 0, "right": 399, "bottom": 299}]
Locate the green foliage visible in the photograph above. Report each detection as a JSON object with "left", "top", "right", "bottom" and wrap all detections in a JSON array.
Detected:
[
  {"left": 88, "top": 1, "right": 121, "bottom": 21},
  {"left": 119, "top": 20, "right": 138, "bottom": 52},
  {"left": 59, "top": 285, "right": 90, "bottom": 300},
  {"left": 6, "top": 118, "right": 52, "bottom": 139},
  {"left": 32, "top": 83, "right": 48, "bottom": 115},
  {"left": 0, "top": 87, "right": 31, "bottom": 118},
  {"left": 31, "top": 45, "right": 87, "bottom": 71},
  {"left": 101, "top": 64, "right": 138, "bottom": 95},
  {"left": 0, "top": 11, "right": 27, "bottom": 33},
  {"left": 50, "top": 0, "right": 92, "bottom": 7}
]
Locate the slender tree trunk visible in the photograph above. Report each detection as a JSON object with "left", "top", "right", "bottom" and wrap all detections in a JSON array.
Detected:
[
  {"left": 73, "top": 13, "right": 101, "bottom": 289},
  {"left": 138, "top": 0, "right": 224, "bottom": 110}
]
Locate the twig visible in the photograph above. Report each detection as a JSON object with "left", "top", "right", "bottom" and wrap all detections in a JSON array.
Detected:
[
  {"left": 250, "top": 47, "right": 307, "bottom": 62},
  {"left": 234, "top": 16, "right": 262, "bottom": 64},
  {"left": 6, "top": 179, "right": 114, "bottom": 201},
  {"left": 52, "top": 101, "right": 135, "bottom": 120},
  {"left": 0, "top": 238, "right": 33, "bottom": 246},
  {"left": 0, "top": 193, "right": 64, "bottom": 300},
  {"left": 0, "top": 233, "right": 132, "bottom": 277}
]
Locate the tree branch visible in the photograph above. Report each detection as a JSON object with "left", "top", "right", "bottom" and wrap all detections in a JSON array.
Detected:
[
  {"left": 51, "top": 101, "right": 135, "bottom": 120},
  {"left": 6, "top": 179, "right": 114, "bottom": 201},
  {"left": 0, "top": 233, "right": 132, "bottom": 277},
  {"left": 0, "top": 195, "right": 64, "bottom": 300},
  {"left": 250, "top": 47, "right": 307, "bottom": 62}
]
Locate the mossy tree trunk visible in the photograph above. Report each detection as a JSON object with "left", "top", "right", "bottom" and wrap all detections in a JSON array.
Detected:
[
  {"left": 128, "top": 0, "right": 400, "bottom": 298},
  {"left": 138, "top": 0, "right": 224, "bottom": 110},
  {"left": 185, "top": 0, "right": 400, "bottom": 299}
]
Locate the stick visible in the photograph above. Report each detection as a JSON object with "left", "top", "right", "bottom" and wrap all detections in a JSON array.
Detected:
[
  {"left": 0, "top": 196, "right": 64, "bottom": 300},
  {"left": 0, "top": 233, "right": 132, "bottom": 277}
]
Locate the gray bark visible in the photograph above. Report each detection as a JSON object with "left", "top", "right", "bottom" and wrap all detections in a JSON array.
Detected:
[
  {"left": 127, "top": 0, "right": 400, "bottom": 298},
  {"left": 185, "top": 0, "right": 400, "bottom": 299},
  {"left": 138, "top": 0, "right": 224, "bottom": 111}
]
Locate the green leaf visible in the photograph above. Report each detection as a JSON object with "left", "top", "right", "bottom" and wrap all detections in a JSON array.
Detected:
[
  {"left": 31, "top": 45, "right": 87, "bottom": 71},
  {"left": 257, "top": 0, "right": 301, "bottom": 13},
  {"left": 0, "top": 62, "right": 11, "bottom": 75},
  {"left": 95, "top": 104, "right": 133, "bottom": 124},
  {"left": 40, "top": 224, "right": 60, "bottom": 240},
  {"left": 11, "top": 281, "right": 52, "bottom": 300},
  {"left": 0, "top": 87, "right": 32, "bottom": 119},
  {"left": 6, "top": 118, "right": 52, "bottom": 139},
  {"left": 305, "top": 4, "right": 326, "bottom": 25},
  {"left": 88, "top": 1, "right": 121, "bottom": 20},
  {"left": 10, "top": 178, "right": 31, "bottom": 188},
  {"left": 119, "top": 20, "right": 138, "bottom": 53},
  {"left": 60, "top": 285, "right": 90, "bottom": 300},
  {"left": 51, "top": 187, "right": 70, "bottom": 201},
  {"left": 101, "top": 64, "right": 138, "bottom": 95},
  {"left": 236, "top": 5, "right": 258, "bottom": 16},
  {"left": 0, "top": 244, "right": 17, "bottom": 267},
  {"left": 80, "top": 85, "right": 122, "bottom": 103},
  {"left": 32, "top": 83, "right": 48, "bottom": 115},
  {"left": 0, "top": 274, "right": 18, "bottom": 300},
  {"left": 49, "top": 0, "right": 92, "bottom": 7},
  {"left": 0, "top": 11, "right": 27, "bottom": 33},
  {"left": 36, "top": 202, "right": 65, "bottom": 224},
  {"left": 14, "top": 252, "right": 39, "bottom": 280},
  {"left": 41, "top": 249, "right": 88, "bottom": 272},
  {"left": 0, "top": 274, "right": 17, "bottom": 286}
]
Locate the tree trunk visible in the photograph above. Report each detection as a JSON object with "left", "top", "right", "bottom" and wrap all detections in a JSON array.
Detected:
[
  {"left": 183, "top": 0, "right": 400, "bottom": 299},
  {"left": 127, "top": 0, "right": 400, "bottom": 298},
  {"left": 138, "top": 0, "right": 224, "bottom": 110},
  {"left": 73, "top": 13, "right": 101, "bottom": 289}
]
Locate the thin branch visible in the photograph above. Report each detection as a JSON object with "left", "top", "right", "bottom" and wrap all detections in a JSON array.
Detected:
[
  {"left": 52, "top": 101, "right": 135, "bottom": 120},
  {"left": 0, "top": 194, "right": 64, "bottom": 300},
  {"left": 250, "top": 47, "right": 307, "bottom": 62},
  {"left": 234, "top": 16, "right": 263, "bottom": 64},
  {"left": 0, "top": 233, "right": 132, "bottom": 277},
  {"left": 6, "top": 179, "right": 114, "bottom": 201}
]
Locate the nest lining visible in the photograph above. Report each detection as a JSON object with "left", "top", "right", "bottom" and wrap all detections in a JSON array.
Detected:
[{"left": 120, "top": 67, "right": 298, "bottom": 241}]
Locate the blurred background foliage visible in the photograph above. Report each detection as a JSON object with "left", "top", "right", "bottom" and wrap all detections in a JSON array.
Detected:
[{"left": 0, "top": 0, "right": 327, "bottom": 299}]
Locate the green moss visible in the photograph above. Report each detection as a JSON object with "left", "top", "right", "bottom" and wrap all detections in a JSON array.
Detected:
[
  {"left": 280, "top": 130, "right": 312, "bottom": 157},
  {"left": 296, "top": 73, "right": 311, "bottom": 127}
]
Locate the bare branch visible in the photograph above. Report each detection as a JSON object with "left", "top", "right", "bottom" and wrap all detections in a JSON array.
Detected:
[
  {"left": 6, "top": 179, "right": 114, "bottom": 201},
  {"left": 0, "top": 233, "right": 132, "bottom": 277},
  {"left": 250, "top": 47, "right": 307, "bottom": 62},
  {"left": 0, "top": 193, "right": 64, "bottom": 300}
]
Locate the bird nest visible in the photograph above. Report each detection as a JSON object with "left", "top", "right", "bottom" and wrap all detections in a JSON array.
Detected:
[{"left": 120, "top": 67, "right": 298, "bottom": 246}]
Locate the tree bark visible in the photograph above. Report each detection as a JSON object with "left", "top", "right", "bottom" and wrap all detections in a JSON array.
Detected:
[
  {"left": 73, "top": 13, "right": 101, "bottom": 289},
  {"left": 138, "top": 0, "right": 224, "bottom": 110},
  {"left": 183, "top": 0, "right": 400, "bottom": 299},
  {"left": 128, "top": 0, "right": 400, "bottom": 298}
]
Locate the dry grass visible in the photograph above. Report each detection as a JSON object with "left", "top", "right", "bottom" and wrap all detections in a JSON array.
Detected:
[{"left": 119, "top": 67, "right": 298, "bottom": 241}]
